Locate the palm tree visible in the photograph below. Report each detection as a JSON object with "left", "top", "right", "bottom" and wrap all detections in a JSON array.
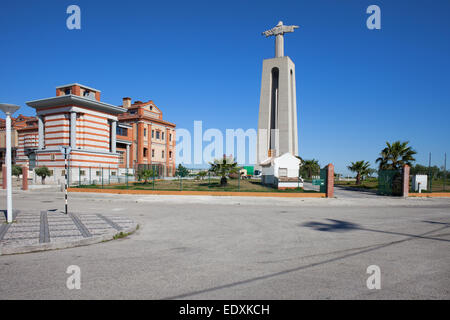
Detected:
[
  {"left": 209, "top": 155, "right": 239, "bottom": 186},
  {"left": 376, "top": 141, "right": 417, "bottom": 170},
  {"left": 347, "top": 161, "right": 371, "bottom": 185},
  {"left": 300, "top": 159, "right": 320, "bottom": 179}
]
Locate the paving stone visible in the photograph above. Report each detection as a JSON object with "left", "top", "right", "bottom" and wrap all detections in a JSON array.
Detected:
[{"left": 0, "top": 210, "right": 138, "bottom": 255}]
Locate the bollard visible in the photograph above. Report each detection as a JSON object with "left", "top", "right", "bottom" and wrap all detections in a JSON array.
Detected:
[{"left": 22, "top": 165, "right": 28, "bottom": 191}]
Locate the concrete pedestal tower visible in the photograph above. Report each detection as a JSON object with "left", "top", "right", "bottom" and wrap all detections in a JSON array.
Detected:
[{"left": 256, "top": 21, "right": 299, "bottom": 169}]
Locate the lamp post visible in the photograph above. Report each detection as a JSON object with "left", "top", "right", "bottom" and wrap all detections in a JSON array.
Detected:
[{"left": 0, "top": 103, "right": 20, "bottom": 223}]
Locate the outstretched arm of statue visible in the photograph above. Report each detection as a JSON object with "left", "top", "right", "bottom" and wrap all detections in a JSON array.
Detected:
[
  {"left": 262, "top": 30, "right": 274, "bottom": 37},
  {"left": 281, "top": 25, "right": 299, "bottom": 33}
]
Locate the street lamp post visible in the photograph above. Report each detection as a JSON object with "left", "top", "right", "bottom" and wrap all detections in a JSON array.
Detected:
[{"left": 0, "top": 103, "right": 20, "bottom": 223}]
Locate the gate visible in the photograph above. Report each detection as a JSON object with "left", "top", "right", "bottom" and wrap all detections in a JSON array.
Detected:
[
  {"left": 319, "top": 168, "right": 327, "bottom": 193},
  {"left": 378, "top": 169, "right": 402, "bottom": 196}
]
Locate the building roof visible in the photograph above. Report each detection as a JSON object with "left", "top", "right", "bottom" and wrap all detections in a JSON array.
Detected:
[
  {"left": 0, "top": 114, "right": 37, "bottom": 130},
  {"left": 55, "top": 83, "right": 101, "bottom": 92},
  {"left": 26, "top": 95, "right": 126, "bottom": 115}
]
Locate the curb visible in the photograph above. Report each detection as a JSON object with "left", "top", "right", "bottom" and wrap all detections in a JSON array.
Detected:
[
  {"left": 0, "top": 223, "right": 138, "bottom": 256},
  {"left": 68, "top": 188, "right": 327, "bottom": 198}
]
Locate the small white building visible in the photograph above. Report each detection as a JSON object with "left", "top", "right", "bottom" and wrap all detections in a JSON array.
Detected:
[
  {"left": 260, "top": 153, "right": 302, "bottom": 189},
  {"left": 412, "top": 174, "right": 428, "bottom": 192}
]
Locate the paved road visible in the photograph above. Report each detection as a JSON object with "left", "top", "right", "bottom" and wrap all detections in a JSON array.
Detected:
[{"left": 0, "top": 190, "right": 449, "bottom": 299}]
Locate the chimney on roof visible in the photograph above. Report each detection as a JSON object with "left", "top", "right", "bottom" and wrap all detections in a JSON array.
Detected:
[{"left": 123, "top": 97, "right": 131, "bottom": 109}]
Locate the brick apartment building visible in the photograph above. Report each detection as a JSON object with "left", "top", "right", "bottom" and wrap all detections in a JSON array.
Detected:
[
  {"left": 1, "top": 83, "right": 176, "bottom": 182},
  {"left": 118, "top": 97, "right": 176, "bottom": 177},
  {"left": 0, "top": 115, "right": 37, "bottom": 168}
]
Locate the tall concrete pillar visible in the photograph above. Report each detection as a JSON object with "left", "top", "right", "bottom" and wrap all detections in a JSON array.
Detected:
[
  {"left": 38, "top": 116, "right": 44, "bottom": 150},
  {"left": 257, "top": 21, "right": 299, "bottom": 169},
  {"left": 70, "top": 112, "right": 77, "bottom": 148},
  {"left": 256, "top": 56, "right": 298, "bottom": 166},
  {"left": 111, "top": 120, "right": 117, "bottom": 153}
]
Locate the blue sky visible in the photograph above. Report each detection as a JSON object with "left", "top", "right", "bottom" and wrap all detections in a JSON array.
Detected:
[{"left": 0, "top": 0, "right": 449, "bottom": 174}]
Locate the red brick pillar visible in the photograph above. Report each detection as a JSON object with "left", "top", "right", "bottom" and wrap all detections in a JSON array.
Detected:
[
  {"left": 2, "top": 165, "right": 6, "bottom": 189},
  {"left": 22, "top": 165, "right": 28, "bottom": 191},
  {"left": 402, "top": 165, "right": 410, "bottom": 197},
  {"left": 326, "top": 163, "right": 334, "bottom": 198}
]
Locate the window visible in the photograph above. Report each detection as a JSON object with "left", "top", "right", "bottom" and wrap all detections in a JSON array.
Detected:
[
  {"left": 152, "top": 149, "right": 155, "bottom": 158},
  {"left": 50, "top": 154, "right": 56, "bottom": 161},
  {"left": 118, "top": 151, "right": 125, "bottom": 164},
  {"left": 64, "top": 88, "right": 71, "bottom": 95},
  {"left": 162, "top": 132, "right": 165, "bottom": 140},
  {"left": 169, "top": 134, "right": 172, "bottom": 142},
  {"left": 129, "top": 110, "right": 136, "bottom": 115},
  {"left": 143, "top": 148, "right": 148, "bottom": 157},
  {"left": 162, "top": 151, "right": 165, "bottom": 159},
  {"left": 116, "top": 127, "right": 128, "bottom": 136},
  {"left": 169, "top": 151, "right": 172, "bottom": 159},
  {"left": 152, "top": 130, "right": 154, "bottom": 138},
  {"left": 80, "top": 170, "right": 85, "bottom": 176},
  {"left": 61, "top": 170, "right": 66, "bottom": 176},
  {"left": 279, "top": 168, "right": 288, "bottom": 177},
  {"left": 156, "top": 131, "right": 160, "bottom": 139},
  {"left": 111, "top": 171, "right": 116, "bottom": 176},
  {"left": 96, "top": 171, "right": 101, "bottom": 176},
  {"left": 144, "top": 128, "right": 147, "bottom": 137}
]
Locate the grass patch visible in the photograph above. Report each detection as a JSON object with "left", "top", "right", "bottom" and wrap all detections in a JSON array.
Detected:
[{"left": 74, "top": 178, "right": 318, "bottom": 193}]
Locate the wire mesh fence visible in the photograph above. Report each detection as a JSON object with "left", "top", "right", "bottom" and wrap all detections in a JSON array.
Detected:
[{"left": 69, "top": 167, "right": 311, "bottom": 193}]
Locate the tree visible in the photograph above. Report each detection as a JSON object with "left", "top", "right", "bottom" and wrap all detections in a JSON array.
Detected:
[
  {"left": 12, "top": 165, "right": 22, "bottom": 181},
  {"left": 137, "top": 169, "right": 156, "bottom": 184},
  {"left": 366, "top": 168, "right": 377, "bottom": 178},
  {"left": 209, "top": 155, "right": 239, "bottom": 186},
  {"left": 35, "top": 167, "right": 52, "bottom": 185},
  {"left": 376, "top": 141, "right": 417, "bottom": 170},
  {"left": 300, "top": 159, "right": 320, "bottom": 179},
  {"left": 196, "top": 170, "right": 208, "bottom": 180},
  {"left": 175, "top": 164, "right": 189, "bottom": 178},
  {"left": 347, "top": 161, "right": 371, "bottom": 185}
]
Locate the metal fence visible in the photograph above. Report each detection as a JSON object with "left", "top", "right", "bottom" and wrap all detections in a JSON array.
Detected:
[{"left": 69, "top": 168, "right": 308, "bottom": 193}]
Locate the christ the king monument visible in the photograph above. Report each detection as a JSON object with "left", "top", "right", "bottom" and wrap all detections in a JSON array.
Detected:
[{"left": 256, "top": 21, "right": 299, "bottom": 169}]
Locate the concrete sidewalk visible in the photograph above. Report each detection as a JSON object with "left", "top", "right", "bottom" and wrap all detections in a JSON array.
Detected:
[{"left": 0, "top": 209, "right": 138, "bottom": 255}]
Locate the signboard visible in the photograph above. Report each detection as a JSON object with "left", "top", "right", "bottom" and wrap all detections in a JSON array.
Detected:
[{"left": 312, "top": 179, "right": 324, "bottom": 186}]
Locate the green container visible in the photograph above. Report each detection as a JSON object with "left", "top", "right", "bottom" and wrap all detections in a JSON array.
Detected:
[{"left": 243, "top": 166, "right": 254, "bottom": 176}]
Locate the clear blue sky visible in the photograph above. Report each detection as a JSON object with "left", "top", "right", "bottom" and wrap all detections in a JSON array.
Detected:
[{"left": 1, "top": 0, "right": 449, "bottom": 175}]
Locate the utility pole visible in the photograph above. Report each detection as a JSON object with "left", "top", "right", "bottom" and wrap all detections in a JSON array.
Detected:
[
  {"left": 428, "top": 152, "right": 432, "bottom": 191},
  {"left": 59, "top": 146, "right": 72, "bottom": 215},
  {"left": 0, "top": 104, "right": 20, "bottom": 223},
  {"left": 444, "top": 153, "right": 447, "bottom": 191}
]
